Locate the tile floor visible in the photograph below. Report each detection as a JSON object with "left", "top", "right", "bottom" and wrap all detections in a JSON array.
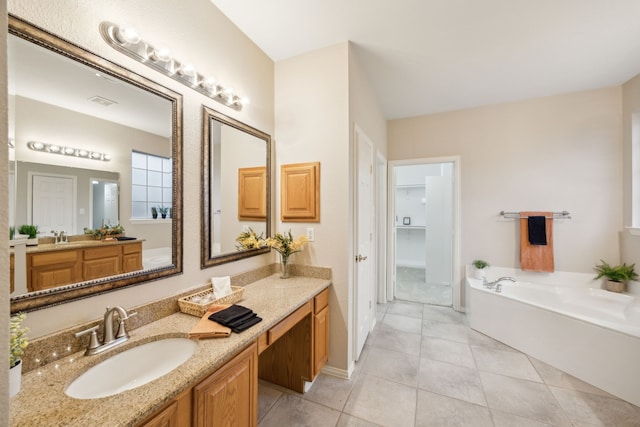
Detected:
[
  {"left": 257, "top": 300, "right": 640, "bottom": 426},
  {"left": 395, "top": 267, "right": 452, "bottom": 306}
]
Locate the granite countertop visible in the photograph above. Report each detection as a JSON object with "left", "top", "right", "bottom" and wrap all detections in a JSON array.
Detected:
[
  {"left": 10, "top": 274, "right": 331, "bottom": 427},
  {"left": 23, "top": 238, "right": 143, "bottom": 254}
]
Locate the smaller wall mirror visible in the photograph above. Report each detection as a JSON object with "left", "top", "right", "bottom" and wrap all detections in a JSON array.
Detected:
[{"left": 201, "top": 107, "right": 271, "bottom": 267}]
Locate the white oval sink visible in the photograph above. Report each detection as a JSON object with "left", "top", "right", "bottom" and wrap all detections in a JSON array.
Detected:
[{"left": 66, "top": 338, "right": 198, "bottom": 399}]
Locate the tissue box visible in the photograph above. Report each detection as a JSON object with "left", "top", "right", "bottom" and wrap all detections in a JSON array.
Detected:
[{"left": 178, "top": 286, "right": 244, "bottom": 317}]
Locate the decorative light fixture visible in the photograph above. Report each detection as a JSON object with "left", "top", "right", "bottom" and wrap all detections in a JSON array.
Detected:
[
  {"left": 99, "top": 22, "right": 249, "bottom": 111},
  {"left": 27, "top": 141, "right": 111, "bottom": 162}
]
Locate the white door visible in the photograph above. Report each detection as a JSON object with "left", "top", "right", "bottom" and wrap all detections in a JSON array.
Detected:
[
  {"left": 355, "top": 129, "right": 374, "bottom": 360},
  {"left": 32, "top": 175, "right": 75, "bottom": 235},
  {"left": 103, "top": 182, "right": 119, "bottom": 225},
  {"left": 425, "top": 175, "right": 453, "bottom": 287}
]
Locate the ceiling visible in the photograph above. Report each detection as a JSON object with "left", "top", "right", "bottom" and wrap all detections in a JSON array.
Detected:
[{"left": 210, "top": 0, "right": 640, "bottom": 119}]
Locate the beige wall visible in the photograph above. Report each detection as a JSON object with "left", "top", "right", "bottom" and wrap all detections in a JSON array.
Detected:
[
  {"left": 1, "top": 1, "right": 9, "bottom": 422},
  {"left": 389, "top": 87, "right": 623, "bottom": 291},
  {"left": 275, "top": 42, "right": 387, "bottom": 374},
  {"left": 621, "top": 73, "right": 640, "bottom": 265},
  {"left": 7, "top": 0, "right": 275, "bottom": 338},
  {"left": 275, "top": 43, "right": 352, "bottom": 372}
]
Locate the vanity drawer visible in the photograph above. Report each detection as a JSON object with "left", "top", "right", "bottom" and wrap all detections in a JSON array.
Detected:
[
  {"left": 30, "top": 249, "right": 79, "bottom": 267},
  {"left": 122, "top": 241, "right": 142, "bottom": 254},
  {"left": 84, "top": 245, "right": 121, "bottom": 260},
  {"left": 314, "top": 288, "right": 329, "bottom": 313}
]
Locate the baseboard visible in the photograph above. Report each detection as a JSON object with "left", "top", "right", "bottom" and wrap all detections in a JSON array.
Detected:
[{"left": 320, "top": 364, "right": 350, "bottom": 380}]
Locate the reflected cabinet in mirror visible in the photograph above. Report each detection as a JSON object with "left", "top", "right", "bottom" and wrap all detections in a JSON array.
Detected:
[
  {"left": 201, "top": 107, "right": 271, "bottom": 267},
  {"left": 8, "top": 15, "right": 183, "bottom": 313}
]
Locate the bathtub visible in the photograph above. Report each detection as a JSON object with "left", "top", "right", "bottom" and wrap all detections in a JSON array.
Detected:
[{"left": 466, "top": 267, "right": 640, "bottom": 407}]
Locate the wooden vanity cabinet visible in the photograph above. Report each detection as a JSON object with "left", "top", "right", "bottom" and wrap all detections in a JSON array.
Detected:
[
  {"left": 138, "top": 343, "right": 257, "bottom": 427},
  {"left": 138, "top": 387, "right": 192, "bottom": 427},
  {"left": 28, "top": 249, "right": 82, "bottom": 291},
  {"left": 25, "top": 241, "right": 143, "bottom": 292},
  {"left": 193, "top": 342, "right": 258, "bottom": 427},
  {"left": 313, "top": 288, "right": 329, "bottom": 377}
]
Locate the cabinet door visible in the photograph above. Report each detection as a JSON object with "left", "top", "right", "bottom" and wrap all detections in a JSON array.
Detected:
[
  {"left": 83, "top": 257, "right": 120, "bottom": 280},
  {"left": 122, "top": 242, "right": 143, "bottom": 272},
  {"left": 28, "top": 250, "right": 81, "bottom": 292},
  {"left": 140, "top": 400, "right": 178, "bottom": 427},
  {"left": 193, "top": 342, "right": 257, "bottom": 427},
  {"left": 313, "top": 305, "right": 329, "bottom": 378}
]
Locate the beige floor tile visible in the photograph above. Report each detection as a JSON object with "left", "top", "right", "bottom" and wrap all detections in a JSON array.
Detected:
[
  {"left": 549, "top": 386, "right": 640, "bottom": 427},
  {"left": 361, "top": 346, "right": 420, "bottom": 387},
  {"left": 418, "top": 357, "right": 486, "bottom": 406},
  {"left": 258, "top": 393, "right": 341, "bottom": 427},
  {"left": 343, "top": 374, "right": 417, "bottom": 427},
  {"left": 415, "top": 390, "right": 493, "bottom": 427},
  {"left": 480, "top": 372, "right": 571, "bottom": 426},
  {"left": 423, "top": 305, "right": 465, "bottom": 324},
  {"left": 472, "top": 346, "right": 542, "bottom": 382},
  {"left": 382, "top": 313, "right": 423, "bottom": 335},
  {"left": 370, "top": 326, "right": 422, "bottom": 356},
  {"left": 528, "top": 357, "right": 615, "bottom": 397},
  {"left": 387, "top": 300, "right": 425, "bottom": 318},
  {"left": 491, "top": 409, "right": 557, "bottom": 427},
  {"left": 258, "top": 381, "right": 283, "bottom": 422},
  {"left": 303, "top": 373, "right": 357, "bottom": 411},
  {"left": 337, "top": 413, "right": 384, "bottom": 426},
  {"left": 466, "top": 329, "right": 517, "bottom": 352},
  {"left": 421, "top": 337, "right": 475, "bottom": 368},
  {"left": 423, "top": 320, "right": 469, "bottom": 344}
]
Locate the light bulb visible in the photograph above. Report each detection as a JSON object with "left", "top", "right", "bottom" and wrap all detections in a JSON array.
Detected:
[
  {"left": 151, "top": 47, "right": 172, "bottom": 62},
  {"left": 116, "top": 26, "right": 140, "bottom": 45},
  {"left": 178, "top": 63, "right": 196, "bottom": 77}
]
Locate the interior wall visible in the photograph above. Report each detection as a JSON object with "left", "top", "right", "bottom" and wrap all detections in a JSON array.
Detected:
[
  {"left": 388, "top": 87, "right": 623, "bottom": 294},
  {"left": 621, "top": 73, "right": 640, "bottom": 265},
  {"left": 1, "top": 1, "right": 9, "bottom": 421},
  {"left": 275, "top": 43, "right": 351, "bottom": 372},
  {"left": 7, "top": 0, "right": 275, "bottom": 338}
]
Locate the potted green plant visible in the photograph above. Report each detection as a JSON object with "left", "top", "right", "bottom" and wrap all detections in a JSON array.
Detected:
[
  {"left": 594, "top": 260, "right": 638, "bottom": 293},
  {"left": 472, "top": 259, "right": 490, "bottom": 280},
  {"left": 157, "top": 206, "right": 170, "bottom": 219},
  {"left": 10, "top": 313, "right": 29, "bottom": 397},
  {"left": 18, "top": 224, "right": 39, "bottom": 246}
]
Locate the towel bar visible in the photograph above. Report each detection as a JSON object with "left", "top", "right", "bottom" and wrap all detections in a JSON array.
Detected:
[{"left": 500, "top": 211, "right": 571, "bottom": 220}]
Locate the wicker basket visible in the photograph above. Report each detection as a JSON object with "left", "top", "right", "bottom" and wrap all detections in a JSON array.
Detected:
[{"left": 178, "top": 286, "right": 244, "bottom": 317}]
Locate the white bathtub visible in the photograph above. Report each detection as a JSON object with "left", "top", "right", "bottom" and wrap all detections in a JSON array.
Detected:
[{"left": 466, "top": 267, "right": 640, "bottom": 407}]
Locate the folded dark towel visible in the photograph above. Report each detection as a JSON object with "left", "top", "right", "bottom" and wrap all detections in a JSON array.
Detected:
[
  {"left": 229, "top": 315, "right": 262, "bottom": 333},
  {"left": 116, "top": 236, "right": 137, "bottom": 241},
  {"left": 528, "top": 216, "right": 547, "bottom": 245},
  {"left": 208, "top": 304, "right": 262, "bottom": 333}
]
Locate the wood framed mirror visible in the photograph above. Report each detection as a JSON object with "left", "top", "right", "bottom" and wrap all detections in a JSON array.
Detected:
[
  {"left": 201, "top": 106, "right": 271, "bottom": 267},
  {"left": 9, "top": 15, "right": 183, "bottom": 313}
]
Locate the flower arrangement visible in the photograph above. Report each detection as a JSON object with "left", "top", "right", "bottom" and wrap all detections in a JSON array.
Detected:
[
  {"left": 10, "top": 313, "right": 29, "bottom": 368},
  {"left": 265, "top": 230, "right": 309, "bottom": 259},
  {"left": 236, "top": 227, "right": 266, "bottom": 250},
  {"left": 83, "top": 224, "right": 125, "bottom": 240}
]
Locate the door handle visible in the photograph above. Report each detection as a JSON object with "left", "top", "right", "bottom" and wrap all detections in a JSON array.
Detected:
[{"left": 356, "top": 254, "right": 368, "bottom": 262}]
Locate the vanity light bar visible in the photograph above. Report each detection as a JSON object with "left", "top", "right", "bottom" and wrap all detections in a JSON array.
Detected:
[
  {"left": 99, "top": 22, "right": 249, "bottom": 111},
  {"left": 27, "top": 141, "right": 111, "bottom": 162}
]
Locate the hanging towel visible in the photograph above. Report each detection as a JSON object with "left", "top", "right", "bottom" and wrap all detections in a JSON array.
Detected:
[
  {"left": 527, "top": 216, "right": 547, "bottom": 245},
  {"left": 520, "top": 211, "right": 554, "bottom": 272}
]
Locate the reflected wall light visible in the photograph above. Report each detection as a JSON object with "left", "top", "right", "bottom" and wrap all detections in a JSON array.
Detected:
[
  {"left": 99, "top": 22, "right": 249, "bottom": 111},
  {"left": 27, "top": 141, "right": 111, "bottom": 161}
]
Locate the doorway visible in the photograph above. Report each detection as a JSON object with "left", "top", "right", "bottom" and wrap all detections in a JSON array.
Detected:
[
  {"left": 389, "top": 159, "right": 459, "bottom": 308},
  {"left": 91, "top": 179, "right": 120, "bottom": 228}
]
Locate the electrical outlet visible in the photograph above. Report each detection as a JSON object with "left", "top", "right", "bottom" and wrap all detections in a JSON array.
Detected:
[{"left": 306, "top": 227, "right": 315, "bottom": 242}]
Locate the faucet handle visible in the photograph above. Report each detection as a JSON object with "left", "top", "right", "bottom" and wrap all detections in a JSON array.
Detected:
[
  {"left": 75, "top": 325, "right": 101, "bottom": 353},
  {"left": 115, "top": 311, "right": 138, "bottom": 339}
]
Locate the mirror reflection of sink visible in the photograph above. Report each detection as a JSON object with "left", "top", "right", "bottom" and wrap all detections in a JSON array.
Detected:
[{"left": 65, "top": 338, "right": 198, "bottom": 399}]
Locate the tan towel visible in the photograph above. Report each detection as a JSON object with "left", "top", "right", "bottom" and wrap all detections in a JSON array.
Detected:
[
  {"left": 519, "top": 211, "right": 554, "bottom": 272},
  {"left": 188, "top": 305, "right": 232, "bottom": 339}
]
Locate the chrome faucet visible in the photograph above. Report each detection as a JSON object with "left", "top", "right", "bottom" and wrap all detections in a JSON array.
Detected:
[
  {"left": 59, "top": 230, "right": 68, "bottom": 243},
  {"left": 483, "top": 276, "right": 516, "bottom": 289},
  {"left": 75, "top": 306, "right": 137, "bottom": 355},
  {"left": 51, "top": 230, "right": 68, "bottom": 244}
]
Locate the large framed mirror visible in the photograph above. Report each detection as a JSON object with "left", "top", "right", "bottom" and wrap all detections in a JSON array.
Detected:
[
  {"left": 9, "top": 15, "right": 183, "bottom": 313},
  {"left": 201, "top": 107, "right": 271, "bottom": 267}
]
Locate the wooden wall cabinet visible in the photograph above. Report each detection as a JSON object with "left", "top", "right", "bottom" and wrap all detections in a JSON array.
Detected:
[
  {"left": 280, "top": 162, "right": 320, "bottom": 222},
  {"left": 238, "top": 166, "right": 267, "bottom": 220}
]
